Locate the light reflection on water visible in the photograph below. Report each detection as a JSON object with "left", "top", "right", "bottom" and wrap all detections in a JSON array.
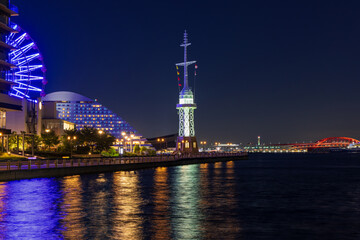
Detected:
[
  {"left": 199, "top": 161, "right": 242, "bottom": 239},
  {"left": 152, "top": 167, "right": 170, "bottom": 239},
  {"left": 171, "top": 165, "right": 202, "bottom": 239},
  {"left": 1, "top": 157, "right": 360, "bottom": 239},
  {"left": 0, "top": 179, "right": 63, "bottom": 239},
  {"left": 112, "top": 171, "right": 143, "bottom": 239},
  {"left": 61, "top": 175, "right": 85, "bottom": 239}
]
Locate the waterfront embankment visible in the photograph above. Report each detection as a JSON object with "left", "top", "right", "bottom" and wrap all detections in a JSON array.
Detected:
[{"left": 0, "top": 153, "right": 247, "bottom": 181}]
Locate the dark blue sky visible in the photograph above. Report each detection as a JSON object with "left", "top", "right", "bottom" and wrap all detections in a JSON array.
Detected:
[{"left": 13, "top": 0, "right": 360, "bottom": 144}]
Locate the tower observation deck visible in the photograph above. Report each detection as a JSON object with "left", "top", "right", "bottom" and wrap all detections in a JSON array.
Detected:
[{"left": 175, "top": 31, "right": 198, "bottom": 153}]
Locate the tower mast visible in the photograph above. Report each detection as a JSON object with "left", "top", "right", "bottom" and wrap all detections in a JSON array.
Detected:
[{"left": 176, "top": 30, "right": 196, "bottom": 91}]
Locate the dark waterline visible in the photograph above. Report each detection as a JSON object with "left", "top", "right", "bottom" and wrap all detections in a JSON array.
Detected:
[{"left": 1, "top": 154, "right": 360, "bottom": 239}]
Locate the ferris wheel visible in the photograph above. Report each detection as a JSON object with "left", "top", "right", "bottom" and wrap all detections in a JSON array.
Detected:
[{"left": 5, "top": 23, "right": 47, "bottom": 100}]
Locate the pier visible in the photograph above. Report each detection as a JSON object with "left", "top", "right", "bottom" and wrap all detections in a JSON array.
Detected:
[{"left": 0, "top": 152, "right": 247, "bottom": 181}]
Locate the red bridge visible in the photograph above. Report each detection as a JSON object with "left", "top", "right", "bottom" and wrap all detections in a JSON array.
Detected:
[{"left": 292, "top": 137, "right": 360, "bottom": 150}]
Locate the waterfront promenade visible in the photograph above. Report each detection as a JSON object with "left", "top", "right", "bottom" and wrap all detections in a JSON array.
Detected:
[{"left": 0, "top": 152, "right": 247, "bottom": 181}]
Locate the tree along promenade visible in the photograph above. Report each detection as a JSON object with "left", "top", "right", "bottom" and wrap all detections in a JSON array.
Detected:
[{"left": 0, "top": 152, "right": 248, "bottom": 181}]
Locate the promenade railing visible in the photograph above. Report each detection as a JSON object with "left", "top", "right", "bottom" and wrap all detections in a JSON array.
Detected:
[{"left": 0, "top": 152, "right": 247, "bottom": 172}]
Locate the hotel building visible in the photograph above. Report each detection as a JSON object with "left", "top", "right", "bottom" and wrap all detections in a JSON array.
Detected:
[{"left": 41, "top": 91, "right": 142, "bottom": 140}]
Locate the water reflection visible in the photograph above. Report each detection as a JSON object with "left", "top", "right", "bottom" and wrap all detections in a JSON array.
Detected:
[
  {"left": 61, "top": 175, "right": 85, "bottom": 239},
  {"left": 0, "top": 158, "right": 359, "bottom": 239},
  {"left": 0, "top": 179, "right": 63, "bottom": 239},
  {"left": 199, "top": 161, "right": 242, "bottom": 239},
  {"left": 171, "top": 165, "right": 202, "bottom": 239},
  {"left": 152, "top": 167, "right": 171, "bottom": 239},
  {"left": 112, "top": 171, "right": 144, "bottom": 239},
  {"left": 0, "top": 182, "right": 8, "bottom": 236}
]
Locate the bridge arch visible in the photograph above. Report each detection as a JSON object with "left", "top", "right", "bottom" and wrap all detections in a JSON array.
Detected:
[{"left": 314, "top": 137, "right": 360, "bottom": 147}]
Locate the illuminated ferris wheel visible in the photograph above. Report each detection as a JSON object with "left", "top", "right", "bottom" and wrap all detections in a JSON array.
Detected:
[{"left": 5, "top": 23, "right": 47, "bottom": 99}]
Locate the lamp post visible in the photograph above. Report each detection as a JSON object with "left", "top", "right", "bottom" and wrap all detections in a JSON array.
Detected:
[
  {"left": 130, "top": 134, "right": 135, "bottom": 153},
  {"left": 67, "top": 135, "right": 77, "bottom": 158},
  {"left": 162, "top": 138, "right": 166, "bottom": 153},
  {"left": 0, "top": 132, "right": 3, "bottom": 152},
  {"left": 200, "top": 141, "right": 207, "bottom": 151}
]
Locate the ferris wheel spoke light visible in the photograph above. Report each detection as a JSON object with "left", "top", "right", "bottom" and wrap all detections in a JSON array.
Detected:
[
  {"left": 14, "top": 84, "right": 41, "bottom": 91},
  {"left": 10, "top": 42, "right": 35, "bottom": 59},
  {"left": 13, "top": 53, "right": 40, "bottom": 65},
  {"left": 9, "top": 32, "right": 26, "bottom": 47},
  {"left": 15, "top": 65, "right": 43, "bottom": 73},
  {"left": 5, "top": 24, "right": 47, "bottom": 99},
  {"left": 13, "top": 77, "right": 44, "bottom": 82},
  {"left": 10, "top": 89, "right": 29, "bottom": 98}
]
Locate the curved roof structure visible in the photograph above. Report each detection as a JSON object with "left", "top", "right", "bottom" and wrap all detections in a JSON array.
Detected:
[{"left": 42, "top": 91, "right": 92, "bottom": 102}]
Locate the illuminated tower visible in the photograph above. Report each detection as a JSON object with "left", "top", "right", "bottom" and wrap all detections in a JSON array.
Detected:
[{"left": 176, "top": 31, "right": 198, "bottom": 153}]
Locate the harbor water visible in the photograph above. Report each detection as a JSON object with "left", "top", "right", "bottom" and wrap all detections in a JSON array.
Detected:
[{"left": 1, "top": 153, "right": 360, "bottom": 239}]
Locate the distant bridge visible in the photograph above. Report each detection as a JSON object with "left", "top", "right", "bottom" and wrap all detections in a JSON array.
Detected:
[
  {"left": 245, "top": 137, "right": 360, "bottom": 153},
  {"left": 292, "top": 137, "right": 360, "bottom": 150}
]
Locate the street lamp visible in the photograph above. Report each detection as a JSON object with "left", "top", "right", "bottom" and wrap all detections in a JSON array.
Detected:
[
  {"left": 200, "top": 141, "right": 207, "bottom": 152},
  {"left": 130, "top": 135, "right": 135, "bottom": 153},
  {"left": 45, "top": 129, "right": 50, "bottom": 133},
  {"left": 0, "top": 133, "right": 2, "bottom": 153},
  {"left": 67, "top": 135, "right": 77, "bottom": 158}
]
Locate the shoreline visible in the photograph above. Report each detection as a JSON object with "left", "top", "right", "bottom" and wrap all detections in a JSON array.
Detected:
[{"left": 0, "top": 154, "right": 248, "bottom": 182}]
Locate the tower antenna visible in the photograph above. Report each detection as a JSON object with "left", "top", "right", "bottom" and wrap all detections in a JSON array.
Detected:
[{"left": 176, "top": 30, "right": 196, "bottom": 90}]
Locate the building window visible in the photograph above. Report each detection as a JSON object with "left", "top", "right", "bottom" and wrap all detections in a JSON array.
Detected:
[
  {"left": 193, "top": 142, "right": 196, "bottom": 148},
  {"left": 185, "top": 142, "right": 189, "bottom": 148}
]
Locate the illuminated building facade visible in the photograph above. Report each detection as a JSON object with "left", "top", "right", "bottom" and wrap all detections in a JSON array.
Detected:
[
  {"left": 0, "top": 0, "right": 22, "bottom": 134},
  {"left": 175, "top": 31, "right": 198, "bottom": 153},
  {"left": 42, "top": 91, "right": 140, "bottom": 140}
]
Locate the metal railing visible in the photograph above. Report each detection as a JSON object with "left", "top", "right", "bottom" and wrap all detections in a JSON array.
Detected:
[{"left": 0, "top": 152, "right": 247, "bottom": 171}]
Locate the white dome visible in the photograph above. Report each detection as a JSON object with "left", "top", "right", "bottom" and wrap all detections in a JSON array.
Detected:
[{"left": 42, "top": 91, "right": 93, "bottom": 102}]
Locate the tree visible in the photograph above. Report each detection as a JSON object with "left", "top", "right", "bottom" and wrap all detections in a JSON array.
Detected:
[
  {"left": 140, "top": 146, "right": 147, "bottom": 155},
  {"left": 8, "top": 132, "right": 40, "bottom": 152},
  {"left": 8, "top": 132, "right": 19, "bottom": 151},
  {"left": 63, "top": 129, "right": 80, "bottom": 139},
  {"left": 41, "top": 130, "right": 60, "bottom": 150},
  {"left": 25, "top": 135, "right": 41, "bottom": 151},
  {"left": 79, "top": 127, "right": 98, "bottom": 153},
  {"left": 133, "top": 144, "right": 140, "bottom": 154},
  {"left": 77, "top": 127, "right": 115, "bottom": 153},
  {"left": 96, "top": 133, "right": 115, "bottom": 152}
]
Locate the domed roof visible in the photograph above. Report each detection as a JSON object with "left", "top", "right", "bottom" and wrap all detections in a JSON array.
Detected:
[{"left": 42, "top": 91, "right": 93, "bottom": 102}]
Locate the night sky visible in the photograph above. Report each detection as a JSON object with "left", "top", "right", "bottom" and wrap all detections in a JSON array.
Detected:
[{"left": 13, "top": 0, "right": 360, "bottom": 144}]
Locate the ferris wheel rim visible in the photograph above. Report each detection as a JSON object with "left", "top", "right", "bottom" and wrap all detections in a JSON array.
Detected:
[{"left": 5, "top": 23, "right": 47, "bottom": 100}]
